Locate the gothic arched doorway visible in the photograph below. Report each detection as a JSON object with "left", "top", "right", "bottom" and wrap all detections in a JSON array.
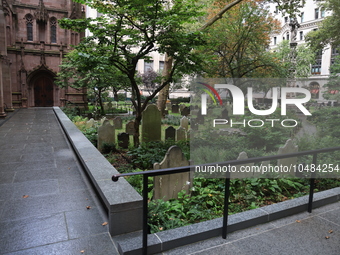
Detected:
[{"left": 33, "top": 74, "right": 54, "bottom": 107}]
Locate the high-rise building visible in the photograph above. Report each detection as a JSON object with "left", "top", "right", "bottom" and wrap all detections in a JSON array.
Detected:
[{"left": 0, "top": 0, "right": 87, "bottom": 118}]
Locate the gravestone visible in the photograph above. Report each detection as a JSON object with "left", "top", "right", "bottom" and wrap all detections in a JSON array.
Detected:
[
  {"left": 100, "top": 117, "right": 108, "bottom": 126},
  {"left": 176, "top": 127, "right": 186, "bottom": 141},
  {"left": 113, "top": 117, "right": 123, "bottom": 129},
  {"left": 191, "top": 109, "right": 199, "bottom": 117},
  {"left": 234, "top": 151, "right": 254, "bottom": 179},
  {"left": 171, "top": 104, "right": 179, "bottom": 113},
  {"left": 97, "top": 121, "right": 115, "bottom": 152},
  {"left": 118, "top": 132, "right": 129, "bottom": 149},
  {"left": 142, "top": 104, "right": 161, "bottom": 142},
  {"left": 125, "top": 121, "right": 135, "bottom": 135},
  {"left": 166, "top": 102, "right": 172, "bottom": 111},
  {"left": 180, "top": 116, "right": 189, "bottom": 131},
  {"left": 221, "top": 108, "right": 229, "bottom": 120},
  {"left": 154, "top": 146, "right": 191, "bottom": 201},
  {"left": 165, "top": 126, "right": 176, "bottom": 140},
  {"left": 187, "top": 129, "right": 191, "bottom": 140},
  {"left": 86, "top": 118, "right": 95, "bottom": 129},
  {"left": 277, "top": 139, "right": 298, "bottom": 177},
  {"left": 181, "top": 107, "right": 190, "bottom": 116},
  {"left": 179, "top": 104, "right": 186, "bottom": 112}
]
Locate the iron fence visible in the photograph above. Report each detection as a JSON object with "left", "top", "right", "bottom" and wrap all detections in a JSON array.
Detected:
[{"left": 112, "top": 146, "right": 340, "bottom": 255}]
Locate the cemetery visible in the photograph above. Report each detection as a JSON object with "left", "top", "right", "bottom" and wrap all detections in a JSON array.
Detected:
[{"left": 61, "top": 98, "right": 340, "bottom": 239}]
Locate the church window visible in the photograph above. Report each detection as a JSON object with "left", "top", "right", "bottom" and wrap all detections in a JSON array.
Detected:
[
  {"left": 50, "top": 17, "right": 57, "bottom": 43},
  {"left": 25, "top": 14, "right": 34, "bottom": 41}
]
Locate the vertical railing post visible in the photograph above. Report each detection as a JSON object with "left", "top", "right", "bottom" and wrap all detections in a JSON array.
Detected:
[
  {"left": 222, "top": 176, "right": 231, "bottom": 239},
  {"left": 308, "top": 153, "right": 317, "bottom": 213},
  {"left": 142, "top": 174, "right": 148, "bottom": 255}
]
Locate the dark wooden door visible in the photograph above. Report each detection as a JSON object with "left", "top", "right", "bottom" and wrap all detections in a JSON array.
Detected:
[{"left": 34, "top": 76, "right": 54, "bottom": 107}]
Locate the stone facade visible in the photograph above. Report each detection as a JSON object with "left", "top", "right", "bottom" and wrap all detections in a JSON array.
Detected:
[{"left": 0, "top": 0, "right": 86, "bottom": 117}]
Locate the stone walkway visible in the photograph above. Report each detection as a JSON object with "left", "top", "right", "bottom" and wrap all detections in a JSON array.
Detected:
[{"left": 0, "top": 108, "right": 118, "bottom": 255}]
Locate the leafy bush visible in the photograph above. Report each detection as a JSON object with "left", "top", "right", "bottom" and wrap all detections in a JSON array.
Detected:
[{"left": 128, "top": 140, "right": 189, "bottom": 170}]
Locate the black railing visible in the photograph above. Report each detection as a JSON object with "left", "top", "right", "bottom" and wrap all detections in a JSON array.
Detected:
[{"left": 112, "top": 146, "right": 340, "bottom": 255}]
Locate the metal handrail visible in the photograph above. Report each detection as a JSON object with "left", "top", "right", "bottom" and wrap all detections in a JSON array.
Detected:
[{"left": 112, "top": 146, "right": 340, "bottom": 255}]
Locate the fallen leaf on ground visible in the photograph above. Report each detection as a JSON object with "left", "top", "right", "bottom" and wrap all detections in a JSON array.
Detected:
[
  {"left": 295, "top": 220, "right": 301, "bottom": 223},
  {"left": 86, "top": 206, "right": 91, "bottom": 209},
  {"left": 102, "top": 222, "right": 108, "bottom": 226},
  {"left": 80, "top": 250, "right": 85, "bottom": 253},
  {"left": 325, "top": 236, "right": 330, "bottom": 239},
  {"left": 329, "top": 230, "right": 333, "bottom": 234},
  {"left": 23, "top": 195, "right": 29, "bottom": 198}
]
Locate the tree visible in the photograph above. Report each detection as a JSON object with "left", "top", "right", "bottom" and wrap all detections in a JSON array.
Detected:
[
  {"left": 272, "top": 40, "right": 315, "bottom": 79},
  {"left": 57, "top": 43, "right": 129, "bottom": 115},
  {"left": 156, "top": 0, "right": 307, "bottom": 115},
  {"left": 305, "top": 0, "right": 340, "bottom": 51},
  {"left": 59, "top": 0, "right": 206, "bottom": 146},
  {"left": 201, "top": 0, "right": 282, "bottom": 81}
]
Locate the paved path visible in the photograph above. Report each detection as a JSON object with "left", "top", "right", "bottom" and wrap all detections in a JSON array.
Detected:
[
  {"left": 157, "top": 201, "right": 340, "bottom": 255},
  {"left": 0, "top": 108, "right": 118, "bottom": 255}
]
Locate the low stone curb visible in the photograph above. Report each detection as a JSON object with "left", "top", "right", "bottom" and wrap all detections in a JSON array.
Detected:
[
  {"left": 114, "top": 187, "right": 340, "bottom": 254},
  {"left": 53, "top": 107, "right": 143, "bottom": 236}
]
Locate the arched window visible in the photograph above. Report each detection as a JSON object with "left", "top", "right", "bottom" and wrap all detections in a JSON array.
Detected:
[
  {"left": 25, "top": 14, "right": 34, "bottom": 41},
  {"left": 50, "top": 17, "right": 57, "bottom": 43}
]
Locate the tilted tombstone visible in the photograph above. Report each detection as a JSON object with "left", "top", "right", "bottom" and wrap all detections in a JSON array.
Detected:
[
  {"left": 180, "top": 116, "right": 189, "bottom": 131},
  {"left": 171, "top": 104, "right": 179, "bottom": 113},
  {"left": 154, "top": 146, "right": 191, "bottom": 201},
  {"left": 181, "top": 106, "right": 190, "bottom": 116},
  {"left": 85, "top": 118, "right": 95, "bottom": 129},
  {"left": 277, "top": 139, "right": 298, "bottom": 177},
  {"left": 118, "top": 132, "right": 130, "bottom": 149},
  {"left": 125, "top": 121, "right": 135, "bottom": 135},
  {"left": 113, "top": 117, "right": 123, "bottom": 129},
  {"left": 142, "top": 104, "right": 161, "bottom": 143},
  {"left": 97, "top": 121, "right": 115, "bottom": 152},
  {"left": 176, "top": 126, "right": 186, "bottom": 141},
  {"left": 165, "top": 126, "right": 176, "bottom": 141}
]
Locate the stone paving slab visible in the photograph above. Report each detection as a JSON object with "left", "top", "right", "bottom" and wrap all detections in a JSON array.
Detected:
[
  {"left": 0, "top": 108, "right": 118, "bottom": 255},
  {"left": 156, "top": 201, "right": 340, "bottom": 255}
]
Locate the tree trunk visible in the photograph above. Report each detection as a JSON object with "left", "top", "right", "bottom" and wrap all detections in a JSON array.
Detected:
[
  {"left": 133, "top": 110, "right": 142, "bottom": 147},
  {"left": 156, "top": 0, "right": 244, "bottom": 115},
  {"left": 157, "top": 53, "right": 173, "bottom": 117}
]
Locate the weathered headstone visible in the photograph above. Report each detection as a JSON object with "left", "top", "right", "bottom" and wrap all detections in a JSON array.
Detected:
[
  {"left": 118, "top": 132, "right": 130, "bottom": 149},
  {"left": 179, "top": 104, "right": 186, "bottom": 112},
  {"left": 165, "top": 126, "right": 176, "bottom": 140},
  {"left": 187, "top": 129, "right": 191, "bottom": 140},
  {"left": 97, "top": 121, "right": 115, "bottom": 152},
  {"left": 85, "top": 118, "right": 95, "bottom": 129},
  {"left": 142, "top": 104, "right": 161, "bottom": 143},
  {"left": 221, "top": 108, "right": 229, "bottom": 120},
  {"left": 125, "top": 121, "right": 135, "bottom": 135},
  {"left": 154, "top": 146, "right": 191, "bottom": 200},
  {"left": 176, "top": 127, "right": 186, "bottom": 141},
  {"left": 171, "top": 104, "right": 179, "bottom": 113},
  {"left": 234, "top": 151, "right": 254, "bottom": 179},
  {"left": 180, "top": 116, "right": 189, "bottom": 131},
  {"left": 277, "top": 139, "right": 298, "bottom": 177},
  {"left": 113, "top": 117, "right": 123, "bottom": 129},
  {"left": 166, "top": 102, "right": 172, "bottom": 111},
  {"left": 100, "top": 117, "right": 108, "bottom": 126},
  {"left": 181, "top": 106, "right": 190, "bottom": 116}
]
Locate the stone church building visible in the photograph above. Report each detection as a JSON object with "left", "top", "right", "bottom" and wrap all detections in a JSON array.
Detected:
[{"left": 0, "top": 0, "right": 86, "bottom": 118}]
